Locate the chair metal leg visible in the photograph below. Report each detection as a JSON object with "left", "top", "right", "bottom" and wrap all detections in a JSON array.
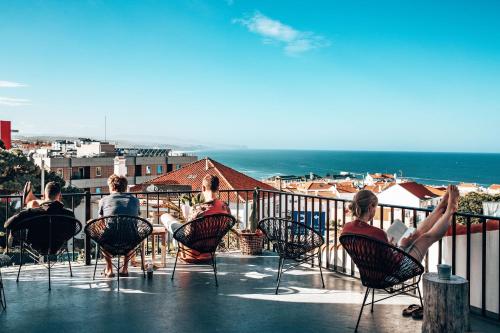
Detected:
[
  {"left": 276, "top": 256, "right": 283, "bottom": 281},
  {"left": 66, "top": 246, "right": 73, "bottom": 277},
  {"left": 318, "top": 250, "right": 325, "bottom": 288},
  {"left": 275, "top": 257, "right": 285, "bottom": 295},
  {"left": 0, "top": 269, "right": 6, "bottom": 310},
  {"left": 48, "top": 255, "right": 51, "bottom": 291},
  {"left": 93, "top": 245, "right": 99, "bottom": 280},
  {"left": 117, "top": 256, "right": 120, "bottom": 292},
  {"left": 211, "top": 253, "right": 218, "bottom": 287},
  {"left": 171, "top": 249, "right": 180, "bottom": 280},
  {"left": 355, "top": 288, "right": 371, "bottom": 332},
  {"left": 371, "top": 289, "right": 375, "bottom": 313},
  {"left": 140, "top": 244, "right": 146, "bottom": 278},
  {"left": 16, "top": 242, "right": 24, "bottom": 283},
  {"left": 417, "top": 285, "right": 423, "bottom": 308}
]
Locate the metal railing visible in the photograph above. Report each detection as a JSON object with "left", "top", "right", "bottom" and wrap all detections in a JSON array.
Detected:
[{"left": 1, "top": 188, "right": 499, "bottom": 321}]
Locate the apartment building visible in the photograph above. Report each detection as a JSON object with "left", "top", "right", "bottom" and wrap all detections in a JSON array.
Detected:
[{"left": 33, "top": 141, "right": 197, "bottom": 193}]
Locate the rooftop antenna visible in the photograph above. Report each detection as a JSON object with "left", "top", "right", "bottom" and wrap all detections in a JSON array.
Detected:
[{"left": 104, "top": 116, "right": 107, "bottom": 142}]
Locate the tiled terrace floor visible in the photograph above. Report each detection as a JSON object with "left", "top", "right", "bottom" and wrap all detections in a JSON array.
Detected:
[{"left": 0, "top": 253, "right": 498, "bottom": 333}]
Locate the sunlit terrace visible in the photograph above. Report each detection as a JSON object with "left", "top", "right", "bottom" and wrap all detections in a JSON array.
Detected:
[{"left": 1, "top": 189, "right": 499, "bottom": 332}]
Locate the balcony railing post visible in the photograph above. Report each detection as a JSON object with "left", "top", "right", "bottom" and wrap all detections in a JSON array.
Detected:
[
  {"left": 252, "top": 187, "right": 260, "bottom": 230},
  {"left": 84, "top": 191, "right": 92, "bottom": 265}
]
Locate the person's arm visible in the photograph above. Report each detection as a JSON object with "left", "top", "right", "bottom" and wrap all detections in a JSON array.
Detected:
[
  {"left": 223, "top": 202, "right": 231, "bottom": 215},
  {"left": 98, "top": 198, "right": 104, "bottom": 218}
]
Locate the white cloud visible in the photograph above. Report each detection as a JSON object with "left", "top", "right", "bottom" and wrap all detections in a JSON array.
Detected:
[
  {"left": 0, "top": 96, "right": 31, "bottom": 106},
  {"left": 233, "top": 12, "right": 329, "bottom": 55},
  {"left": 0, "top": 80, "right": 27, "bottom": 88}
]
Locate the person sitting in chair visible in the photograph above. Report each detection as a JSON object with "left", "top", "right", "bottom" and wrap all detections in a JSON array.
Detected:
[
  {"left": 4, "top": 182, "right": 75, "bottom": 252},
  {"left": 160, "top": 174, "right": 231, "bottom": 235},
  {"left": 341, "top": 185, "right": 459, "bottom": 319},
  {"left": 97, "top": 174, "right": 140, "bottom": 278},
  {"left": 342, "top": 185, "right": 459, "bottom": 263}
]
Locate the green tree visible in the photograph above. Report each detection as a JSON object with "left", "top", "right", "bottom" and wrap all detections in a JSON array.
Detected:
[
  {"left": 457, "top": 192, "right": 500, "bottom": 224},
  {"left": 0, "top": 149, "right": 84, "bottom": 223}
]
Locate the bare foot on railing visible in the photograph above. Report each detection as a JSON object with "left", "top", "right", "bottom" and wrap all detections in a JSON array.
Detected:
[
  {"left": 445, "top": 185, "right": 459, "bottom": 216},
  {"left": 435, "top": 189, "right": 449, "bottom": 214}
]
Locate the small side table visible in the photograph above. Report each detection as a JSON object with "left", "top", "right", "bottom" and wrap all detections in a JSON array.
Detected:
[
  {"left": 422, "top": 273, "right": 469, "bottom": 333},
  {"left": 150, "top": 225, "right": 167, "bottom": 267}
]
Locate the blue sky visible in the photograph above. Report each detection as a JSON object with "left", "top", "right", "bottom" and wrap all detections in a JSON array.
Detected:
[{"left": 0, "top": 0, "right": 499, "bottom": 152}]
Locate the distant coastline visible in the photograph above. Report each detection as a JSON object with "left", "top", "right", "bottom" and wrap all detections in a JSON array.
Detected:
[{"left": 200, "top": 149, "right": 500, "bottom": 186}]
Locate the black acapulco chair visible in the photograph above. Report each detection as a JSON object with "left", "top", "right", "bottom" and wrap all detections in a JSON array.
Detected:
[
  {"left": 339, "top": 233, "right": 425, "bottom": 332},
  {"left": 0, "top": 254, "right": 12, "bottom": 310},
  {"left": 171, "top": 213, "right": 236, "bottom": 287},
  {"left": 13, "top": 214, "right": 82, "bottom": 291},
  {"left": 258, "top": 217, "right": 325, "bottom": 294},
  {"left": 85, "top": 215, "right": 153, "bottom": 291}
]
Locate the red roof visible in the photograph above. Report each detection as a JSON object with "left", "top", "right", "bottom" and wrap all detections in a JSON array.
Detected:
[
  {"left": 305, "top": 182, "right": 334, "bottom": 191},
  {"left": 399, "top": 182, "right": 439, "bottom": 200},
  {"left": 131, "top": 158, "right": 275, "bottom": 202}
]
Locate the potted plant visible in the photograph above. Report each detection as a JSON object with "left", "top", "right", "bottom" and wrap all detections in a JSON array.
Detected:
[{"left": 239, "top": 207, "right": 264, "bottom": 255}]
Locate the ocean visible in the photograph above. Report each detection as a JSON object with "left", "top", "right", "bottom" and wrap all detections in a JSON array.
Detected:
[{"left": 200, "top": 150, "right": 500, "bottom": 186}]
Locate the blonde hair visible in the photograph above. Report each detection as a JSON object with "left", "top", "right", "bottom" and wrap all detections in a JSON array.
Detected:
[{"left": 349, "top": 190, "right": 378, "bottom": 218}]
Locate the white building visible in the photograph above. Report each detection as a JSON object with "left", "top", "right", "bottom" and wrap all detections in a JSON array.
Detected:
[{"left": 377, "top": 181, "right": 440, "bottom": 209}]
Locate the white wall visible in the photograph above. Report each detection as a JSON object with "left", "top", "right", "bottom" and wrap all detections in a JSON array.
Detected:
[{"left": 377, "top": 185, "right": 420, "bottom": 208}]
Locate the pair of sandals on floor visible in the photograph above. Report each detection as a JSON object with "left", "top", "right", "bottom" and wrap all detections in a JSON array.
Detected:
[{"left": 402, "top": 304, "right": 423, "bottom": 320}]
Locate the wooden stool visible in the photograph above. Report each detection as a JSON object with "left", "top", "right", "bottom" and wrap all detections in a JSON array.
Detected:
[
  {"left": 151, "top": 225, "right": 167, "bottom": 267},
  {"left": 422, "top": 273, "right": 469, "bottom": 333}
]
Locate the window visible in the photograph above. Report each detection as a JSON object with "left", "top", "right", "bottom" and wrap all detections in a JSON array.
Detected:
[
  {"left": 146, "top": 165, "right": 152, "bottom": 175},
  {"left": 96, "top": 166, "right": 102, "bottom": 177},
  {"left": 157, "top": 165, "right": 163, "bottom": 174},
  {"left": 176, "top": 164, "right": 182, "bottom": 170},
  {"left": 95, "top": 187, "right": 101, "bottom": 194},
  {"left": 56, "top": 168, "right": 64, "bottom": 178}
]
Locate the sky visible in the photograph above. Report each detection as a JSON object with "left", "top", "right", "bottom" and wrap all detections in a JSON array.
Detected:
[{"left": 1, "top": 0, "right": 500, "bottom": 152}]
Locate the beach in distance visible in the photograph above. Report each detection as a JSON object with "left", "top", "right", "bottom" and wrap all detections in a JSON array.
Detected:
[{"left": 200, "top": 149, "right": 500, "bottom": 186}]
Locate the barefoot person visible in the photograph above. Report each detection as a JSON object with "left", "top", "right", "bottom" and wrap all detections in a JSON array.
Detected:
[
  {"left": 4, "top": 181, "right": 75, "bottom": 252},
  {"left": 97, "top": 174, "right": 140, "bottom": 277},
  {"left": 342, "top": 185, "right": 459, "bottom": 262},
  {"left": 341, "top": 185, "right": 459, "bottom": 319}
]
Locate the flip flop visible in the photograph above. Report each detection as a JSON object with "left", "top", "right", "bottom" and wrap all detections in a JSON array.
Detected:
[
  {"left": 411, "top": 307, "right": 424, "bottom": 320},
  {"left": 402, "top": 304, "right": 421, "bottom": 317}
]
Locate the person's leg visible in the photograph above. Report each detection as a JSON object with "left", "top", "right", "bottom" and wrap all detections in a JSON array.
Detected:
[
  {"left": 160, "top": 213, "right": 181, "bottom": 235},
  {"left": 101, "top": 250, "right": 114, "bottom": 277},
  {"left": 120, "top": 251, "right": 134, "bottom": 275},
  {"left": 408, "top": 186, "right": 459, "bottom": 262},
  {"left": 400, "top": 187, "right": 450, "bottom": 248}
]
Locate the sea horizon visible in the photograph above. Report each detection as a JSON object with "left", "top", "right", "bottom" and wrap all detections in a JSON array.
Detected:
[{"left": 199, "top": 149, "right": 500, "bottom": 187}]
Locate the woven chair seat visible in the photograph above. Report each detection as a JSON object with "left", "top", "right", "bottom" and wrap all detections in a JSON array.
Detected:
[
  {"left": 13, "top": 214, "right": 82, "bottom": 256},
  {"left": 259, "top": 217, "right": 324, "bottom": 259},
  {"left": 0, "top": 255, "right": 11, "bottom": 267},
  {"left": 85, "top": 215, "right": 153, "bottom": 256},
  {"left": 173, "top": 214, "right": 236, "bottom": 254},
  {"left": 339, "top": 233, "right": 424, "bottom": 289}
]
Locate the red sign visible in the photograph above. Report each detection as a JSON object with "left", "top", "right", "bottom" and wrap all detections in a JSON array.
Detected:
[{"left": 0, "top": 120, "right": 12, "bottom": 149}]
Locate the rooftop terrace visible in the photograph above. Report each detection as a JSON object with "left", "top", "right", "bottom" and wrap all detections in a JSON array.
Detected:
[{"left": 0, "top": 253, "right": 497, "bottom": 333}]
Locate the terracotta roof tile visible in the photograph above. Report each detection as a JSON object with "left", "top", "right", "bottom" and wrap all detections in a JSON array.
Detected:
[
  {"left": 399, "top": 182, "right": 439, "bottom": 200},
  {"left": 131, "top": 158, "right": 275, "bottom": 202}
]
